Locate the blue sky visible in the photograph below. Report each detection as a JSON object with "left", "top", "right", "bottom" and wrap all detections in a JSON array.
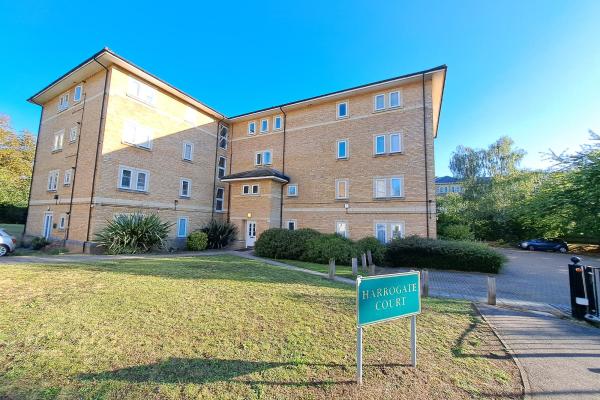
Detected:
[{"left": 1, "top": 0, "right": 599, "bottom": 176}]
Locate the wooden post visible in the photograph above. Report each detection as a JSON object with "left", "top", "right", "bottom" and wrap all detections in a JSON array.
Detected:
[
  {"left": 366, "top": 250, "right": 373, "bottom": 266},
  {"left": 351, "top": 257, "right": 358, "bottom": 275},
  {"left": 421, "top": 270, "right": 429, "bottom": 297},
  {"left": 487, "top": 276, "right": 496, "bottom": 305},
  {"left": 361, "top": 253, "right": 367, "bottom": 273},
  {"left": 329, "top": 258, "right": 336, "bottom": 280}
]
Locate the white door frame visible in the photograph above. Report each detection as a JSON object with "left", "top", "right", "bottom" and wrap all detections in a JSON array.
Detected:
[
  {"left": 43, "top": 212, "right": 53, "bottom": 239},
  {"left": 245, "top": 220, "right": 257, "bottom": 247}
]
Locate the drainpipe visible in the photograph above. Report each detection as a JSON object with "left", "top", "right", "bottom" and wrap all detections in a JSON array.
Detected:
[
  {"left": 22, "top": 106, "right": 44, "bottom": 239},
  {"left": 84, "top": 57, "right": 110, "bottom": 251},
  {"left": 211, "top": 118, "right": 225, "bottom": 220},
  {"left": 422, "top": 73, "right": 430, "bottom": 238},
  {"left": 64, "top": 90, "right": 87, "bottom": 244},
  {"left": 279, "top": 106, "right": 287, "bottom": 228},
  {"left": 226, "top": 123, "right": 234, "bottom": 223}
]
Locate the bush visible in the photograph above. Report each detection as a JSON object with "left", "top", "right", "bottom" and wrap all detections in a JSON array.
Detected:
[
  {"left": 254, "top": 228, "right": 293, "bottom": 258},
  {"left": 187, "top": 231, "right": 208, "bottom": 251},
  {"left": 95, "top": 213, "right": 172, "bottom": 254},
  {"left": 31, "top": 236, "right": 50, "bottom": 250},
  {"left": 384, "top": 236, "right": 505, "bottom": 273},
  {"left": 301, "top": 234, "right": 357, "bottom": 265},
  {"left": 439, "top": 224, "right": 475, "bottom": 241},
  {"left": 355, "top": 237, "right": 386, "bottom": 265},
  {"left": 201, "top": 220, "right": 237, "bottom": 249},
  {"left": 0, "top": 205, "right": 27, "bottom": 224}
]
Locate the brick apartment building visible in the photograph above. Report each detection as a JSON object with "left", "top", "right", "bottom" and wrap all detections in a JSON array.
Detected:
[{"left": 24, "top": 48, "right": 446, "bottom": 251}]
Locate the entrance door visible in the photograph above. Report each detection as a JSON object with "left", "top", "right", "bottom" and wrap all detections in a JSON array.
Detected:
[
  {"left": 246, "top": 221, "right": 256, "bottom": 247},
  {"left": 43, "top": 213, "right": 53, "bottom": 239}
]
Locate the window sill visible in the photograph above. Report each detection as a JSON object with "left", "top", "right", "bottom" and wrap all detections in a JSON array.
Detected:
[
  {"left": 47, "top": 190, "right": 57, "bottom": 193},
  {"left": 117, "top": 188, "right": 149, "bottom": 195},
  {"left": 373, "top": 152, "right": 403, "bottom": 158},
  {"left": 373, "top": 196, "right": 405, "bottom": 201},
  {"left": 336, "top": 115, "right": 349, "bottom": 120},
  {"left": 51, "top": 149, "right": 63, "bottom": 154},
  {"left": 122, "top": 142, "right": 153, "bottom": 152},
  {"left": 126, "top": 93, "right": 156, "bottom": 108},
  {"left": 336, "top": 157, "right": 349, "bottom": 161},
  {"left": 372, "top": 106, "right": 403, "bottom": 114},
  {"left": 182, "top": 159, "right": 194, "bottom": 164},
  {"left": 179, "top": 196, "right": 191, "bottom": 199}
]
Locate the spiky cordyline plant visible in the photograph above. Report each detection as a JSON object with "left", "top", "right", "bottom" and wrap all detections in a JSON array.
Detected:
[
  {"left": 95, "top": 213, "right": 172, "bottom": 254},
  {"left": 201, "top": 219, "right": 238, "bottom": 249}
]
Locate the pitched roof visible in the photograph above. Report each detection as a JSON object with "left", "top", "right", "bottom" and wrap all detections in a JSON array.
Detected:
[
  {"left": 435, "top": 176, "right": 462, "bottom": 184},
  {"left": 220, "top": 168, "right": 290, "bottom": 183}
]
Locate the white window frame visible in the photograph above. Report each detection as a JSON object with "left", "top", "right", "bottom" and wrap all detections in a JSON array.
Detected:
[
  {"left": 215, "top": 187, "right": 225, "bottom": 212},
  {"left": 374, "top": 134, "right": 386, "bottom": 155},
  {"left": 126, "top": 76, "right": 156, "bottom": 106},
  {"left": 58, "top": 214, "right": 66, "bottom": 230},
  {"left": 218, "top": 156, "right": 226, "bottom": 178},
  {"left": 251, "top": 184, "right": 260, "bottom": 195},
  {"left": 389, "top": 132, "right": 402, "bottom": 153},
  {"left": 390, "top": 222, "right": 405, "bottom": 240},
  {"left": 390, "top": 177, "right": 404, "bottom": 198},
  {"left": 335, "top": 178, "right": 349, "bottom": 200},
  {"left": 219, "top": 125, "right": 229, "bottom": 149},
  {"left": 375, "top": 223, "right": 387, "bottom": 243},
  {"left": 63, "top": 169, "right": 72, "bottom": 186},
  {"left": 182, "top": 142, "right": 194, "bottom": 161},
  {"left": 374, "top": 178, "right": 387, "bottom": 199},
  {"left": 336, "top": 221, "right": 349, "bottom": 238},
  {"left": 260, "top": 118, "right": 269, "bottom": 133},
  {"left": 248, "top": 121, "right": 256, "bottom": 135},
  {"left": 118, "top": 166, "right": 149, "bottom": 192},
  {"left": 273, "top": 115, "right": 282, "bottom": 131},
  {"left": 389, "top": 91, "right": 401, "bottom": 108},
  {"left": 69, "top": 126, "right": 78, "bottom": 143},
  {"left": 47, "top": 170, "right": 59, "bottom": 191},
  {"left": 53, "top": 130, "right": 64, "bottom": 151},
  {"left": 177, "top": 217, "right": 189, "bottom": 238},
  {"left": 337, "top": 139, "right": 349, "bottom": 160},
  {"left": 287, "top": 220, "right": 297, "bottom": 230},
  {"left": 374, "top": 93, "right": 386, "bottom": 111},
  {"left": 337, "top": 101, "right": 349, "bottom": 119},
  {"left": 73, "top": 85, "right": 83, "bottom": 103},
  {"left": 122, "top": 119, "right": 153, "bottom": 150},
  {"left": 255, "top": 150, "right": 272, "bottom": 166},
  {"left": 58, "top": 93, "right": 69, "bottom": 112},
  {"left": 242, "top": 185, "right": 250, "bottom": 195},
  {"left": 180, "top": 178, "right": 191, "bottom": 198},
  {"left": 287, "top": 184, "right": 298, "bottom": 197},
  {"left": 184, "top": 107, "right": 197, "bottom": 124},
  {"left": 373, "top": 176, "right": 404, "bottom": 199}
]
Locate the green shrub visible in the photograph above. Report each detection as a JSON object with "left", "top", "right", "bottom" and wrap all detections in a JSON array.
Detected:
[
  {"left": 287, "top": 228, "right": 322, "bottom": 259},
  {"left": 384, "top": 236, "right": 505, "bottom": 273},
  {"left": 95, "top": 213, "right": 172, "bottom": 254},
  {"left": 31, "top": 236, "right": 50, "bottom": 250},
  {"left": 440, "top": 224, "right": 475, "bottom": 241},
  {"left": 355, "top": 236, "right": 386, "bottom": 265},
  {"left": 201, "top": 220, "right": 237, "bottom": 249},
  {"left": 301, "top": 234, "right": 357, "bottom": 265},
  {"left": 187, "top": 231, "right": 208, "bottom": 251},
  {"left": 254, "top": 228, "right": 292, "bottom": 258}
]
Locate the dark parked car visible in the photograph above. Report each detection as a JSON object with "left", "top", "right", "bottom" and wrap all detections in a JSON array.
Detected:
[{"left": 519, "top": 238, "right": 569, "bottom": 253}]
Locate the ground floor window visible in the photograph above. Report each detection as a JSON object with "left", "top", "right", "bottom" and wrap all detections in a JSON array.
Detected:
[
  {"left": 287, "top": 220, "right": 297, "bottom": 230},
  {"left": 375, "top": 222, "right": 405, "bottom": 243},
  {"left": 215, "top": 188, "right": 225, "bottom": 211},
  {"left": 336, "top": 221, "right": 348, "bottom": 238}
]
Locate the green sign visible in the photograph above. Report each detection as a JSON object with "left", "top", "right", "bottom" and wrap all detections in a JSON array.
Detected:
[{"left": 356, "top": 271, "right": 421, "bottom": 326}]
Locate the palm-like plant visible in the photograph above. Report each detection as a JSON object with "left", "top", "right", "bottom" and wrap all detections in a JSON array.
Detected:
[
  {"left": 95, "top": 213, "right": 172, "bottom": 254},
  {"left": 201, "top": 219, "right": 238, "bottom": 249}
]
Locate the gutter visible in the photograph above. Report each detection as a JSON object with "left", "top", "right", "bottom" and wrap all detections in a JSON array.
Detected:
[{"left": 279, "top": 106, "right": 287, "bottom": 228}]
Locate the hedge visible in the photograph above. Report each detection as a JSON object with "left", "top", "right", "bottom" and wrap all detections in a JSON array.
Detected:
[
  {"left": 187, "top": 231, "right": 208, "bottom": 251},
  {"left": 300, "top": 234, "right": 357, "bottom": 265},
  {"left": 254, "top": 228, "right": 321, "bottom": 260},
  {"left": 384, "top": 236, "right": 505, "bottom": 273},
  {"left": 0, "top": 205, "right": 27, "bottom": 224}
]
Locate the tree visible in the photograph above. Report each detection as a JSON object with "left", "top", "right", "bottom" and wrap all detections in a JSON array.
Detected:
[{"left": 0, "top": 115, "right": 36, "bottom": 207}]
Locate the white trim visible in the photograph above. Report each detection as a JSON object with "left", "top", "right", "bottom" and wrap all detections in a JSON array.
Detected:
[
  {"left": 58, "top": 92, "right": 69, "bottom": 112},
  {"left": 389, "top": 132, "right": 402, "bottom": 153},
  {"left": 336, "top": 100, "right": 349, "bottom": 119},
  {"left": 218, "top": 125, "right": 229, "bottom": 150},
  {"left": 389, "top": 90, "right": 401, "bottom": 108},
  {"left": 336, "top": 138, "right": 349, "bottom": 160},
  {"left": 374, "top": 134, "right": 386, "bottom": 155},
  {"left": 248, "top": 121, "right": 256, "bottom": 135},
  {"left": 335, "top": 220, "right": 349, "bottom": 238},
  {"left": 335, "top": 178, "right": 349, "bottom": 200},
  {"left": 373, "top": 176, "right": 404, "bottom": 199},
  {"left": 73, "top": 85, "right": 83, "bottom": 103},
  {"left": 63, "top": 168, "right": 72, "bottom": 186},
  {"left": 182, "top": 142, "right": 194, "bottom": 161},
  {"left": 52, "top": 130, "right": 65, "bottom": 151},
  {"left": 177, "top": 217, "right": 189, "bottom": 238},
  {"left": 374, "top": 93, "right": 386, "bottom": 111},
  {"left": 58, "top": 214, "right": 67, "bottom": 230},
  {"left": 273, "top": 115, "right": 283, "bottom": 131},
  {"left": 180, "top": 178, "right": 191, "bottom": 198},
  {"left": 126, "top": 76, "right": 156, "bottom": 106},
  {"left": 242, "top": 184, "right": 260, "bottom": 196},
  {"left": 374, "top": 221, "right": 405, "bottom": 243},
  {"left": 286, "top": 219, "right": 297, "bottom": 230},
  {"left": 287, "top": 184, "right": 298, "bottom": 197},
  {"left": 217, "top": 156, "right": 227, "bottom": 179},
  {"left": 118, "top": 165, "right": 150, "bottom": 192},
  {"left": 122, "top": 119, "right": 153, "bottom": 150},
  {"left": 47, "top": 170, "right": 59, "bottom": 191},
  {"left": 215, "top": 187, "right": 225, "bottom": 211},
  {"left": 221, "top": 176, "right": 288, "bottom": 183},
  {"left": 255, "top": 149, "right": 272, "bottom": 166},
  {"left": 69, "top": 126, "right": 78, "bottom": 143},
  {"left": 260, "top": 118, "right": 269, "bottom": 133}
]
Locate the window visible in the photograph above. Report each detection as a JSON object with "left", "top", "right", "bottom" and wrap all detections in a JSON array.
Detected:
[
  {"left": 260, "top": 118, "right": 269, "bottom": 133},
  {"left": 374, "top": 94, "right": 385, "bottom": 111},
  {"left": 63, "top": 169, "right": 72, "bottom": 186},
  {"left": 337, "top": 101, "right": 348, "bottom": 119},
  {"left": 336, "top": 221, "right": 348, "bottom": 238},
  {"left": 287, "top": 220, "right": 297, "bottom": 230},
  {"left": 127, "top": 77, "right": 155, "bottom": 105},
  {"left": 219, "top": 125, "right": 229, "bottom": 149},
  {"left": 255, "top": 150, "right": 272, "bottom": 166},
  {"left": 390, "top": 133, "right": 402, "bottom": 153},
  {"left": 47, "top": 170, "right": 59, "bottom": 191},
  {"left": 252, "top": 184, "right": 259, "bottom": 194},
  {"left": 118, "top": 166, "right": 149, "bottom": 192},
  {"left": 69, "top": 126, "right": 78, "bottom": 142},
  {"left": 123, "top": 119, "right": 152, "bottom": 149},
  {"left": 180, "top": 179, "right": 191, "bottom": 198},
  {"left": 373, "top": 177, "right": 404, "bottom": 198},
  {"left": 182, "top": 142, "right": 193, "bottom": 161},
  {"left": 185, "top": 107, "right": 197, "bottom": 124},
  {"left": 375, "top": 222, "right": 404, "bottom": 243},
  {"left": 242, "top": 185, "right": 259, "bottom": 195},
  {"left": 335, "top": 179, "right": 349, "bottom": 199},
  {"left": 218, "top": 156, "right": 226, "bottom": 178},
  {"left": 375, "top": 135, "right": 385, "bottom": 155},
  {"left": 177, "top": 217, "right": 188, "bottom": 238},
  {"left": 73, "top": 85, "right": 83, "bottom": 102},
  {"left": 390, "top": 223, "right": 404, "bottom": 240},
  {"left": 58, "top": 214, "right": 66, "bottom": 230},
  {"left": 58, "top": 93, "right": 69, "bottom": 111},
  {"left": 287, "top": 184, "right": 298, "bottom": 197},
  {"left": 248, "top": 121, "right": 256, "bottom": 135},
  {"left": 215, "top": 187, "right": 225, "bottom": 211},
  {"left": 376, "top": 223, "right": 387, "bottom": 243},
  {"left": 53, "top": 130, "right": 64, "bottom": 151},
  {"left": 390, "top": 91, "right": 401, "bottom": 108},
  {"left": 274, "top": 115, "right": 282, "bottom": 131},
  {"left": 337, "top": 139, "right": 348, "bottom": 159}
]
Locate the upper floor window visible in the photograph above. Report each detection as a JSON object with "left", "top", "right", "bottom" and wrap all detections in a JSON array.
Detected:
[
  {"left": 336, "top": 221, "right": 348, "bottom": 238},
  {"left": 242, "top": 184, "right": 260, "bottom": 195},
  {"left": 127, "top": 77, "right": 155, "bottom": 105},
  {"left": 47, "top": 170, "right": 59, "bottom": 191},
  {"left": 63, "top": 169, "right": 72, "bottom": 186},
  {"left": 184, "top": 107, "right": 197, "bottom": 124},
  {"left": 182, "top": 142, "right": 193, "bottom": 161},
  {"left": 389, "top": 91, "right": 401, "bottom": 108},
  {"left": 123, "top": 119, "right": 153, "bottom": 150},
  {"left": 219, "top": 125, "right": 229, "bottom": 149},
  {"left": 180, "top": 178, "right": 191, "bottom": 198},
  {"left": 374, "top": 94, "right": 385, "bottom": 111},
  {"left": 274, "top": 115, "right": 282, "bottom": 131},
  {"left": 337, "top": 101, "right": 348, "bottom": 119},
  {"left": 73, "top": 85, "right": 83, "bottom": 103},
  {"left": 375, "top": 135, "right": 386, "bottom": 155},
  {"left": 287, "top": 184, "right": 298, "bottom": 197},
  {"left": 248, "top": 121, "right": 256, "bottom": 135},
  {"left": 373, "top": 176, "right": 404, "bottom": 199},
  {"left": 335, "top": 178, "right": 349, "bottom": 199},
  {"left": 373, "top": 91, "right": 402, "bottom": 112},
  {"left": 177, "top": 217, "right": 188, "bottom": 238},
  {"left": 218, "top": 156, "right": 226, "bottom": 178},
  {"left": 337, "top": 139, "right": 348, "bottom": 159},
  {"left": 374, "top": 133, "right": 402, "bottom": 155},
  {"left": 255, "top": 150, "right": 272, "bottom": 166},
  {"left": 53, "top": 130, "right": 64, "bottom": 151},
  {"left": 260, "top": 118, "right": 269, "bottom": 133},
  {"left": 69, "top": 126, "right": 78, "bottom": 143},
  {"left": 118, "top": 166, "right": 149, "bottom": 192},
  {"left": 58, "top": 93, "right": 69, "bottom": 112},
  {"left": 215, "top": 187, "right": 225, "bottom": 211}
]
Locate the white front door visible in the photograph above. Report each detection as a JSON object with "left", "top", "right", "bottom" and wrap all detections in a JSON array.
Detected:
[
  {"left": 246, "top": 221, "right": 256, "bottom": 247},
  {"left": 43, "top": 213, "right": 53, "bottom": 239}
]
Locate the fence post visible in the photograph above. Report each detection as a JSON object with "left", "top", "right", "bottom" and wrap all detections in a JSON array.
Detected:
[
  {"left": 361, "top": 253, "right": 367, "bottom": 273},
  {"left": 367, "top": 250, "right": 373, "bottom": 266},
  {"left": 487, "top": 276, "right": 496, "bottom": 305},
  {"left": 369, "top": 263, "right": 376, "bottom": 276},
  {"left": 329, "top": 258, "right": 336, "bottom": 280},
  {"left": 351, "top": 257, "right": 358, "bottom": 275},
  {"left": 421, "top": 269, "right": 429, "bottom": 297}
]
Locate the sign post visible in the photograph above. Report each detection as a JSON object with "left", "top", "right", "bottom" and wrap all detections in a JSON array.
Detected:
[{"left": 356, "top": 271, "right": 421, "bottom": 384}]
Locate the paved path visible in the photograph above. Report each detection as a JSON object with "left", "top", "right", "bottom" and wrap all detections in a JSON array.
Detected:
[{"left": 478, "top": 304, "right": 600, "bottom": 400}]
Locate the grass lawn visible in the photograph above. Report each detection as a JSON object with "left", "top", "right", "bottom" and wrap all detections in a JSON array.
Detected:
[
  {"left": 0, "top": 255, "right": 521, "bottom": 399},
  {"left": 278, "top": 259, "right": 357, "bottom": 279}
]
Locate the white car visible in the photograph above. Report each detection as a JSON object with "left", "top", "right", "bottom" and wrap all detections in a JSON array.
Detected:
[{"left": 0, "top": 228, "right": 17, "bottom": 256}]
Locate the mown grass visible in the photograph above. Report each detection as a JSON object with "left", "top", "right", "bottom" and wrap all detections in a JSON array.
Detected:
[
  {"left": 278, "top": 259, "right": 357, "bottom": 279},
  {"left": 0, "top": 255, "right": 522, "bottom": 399}
]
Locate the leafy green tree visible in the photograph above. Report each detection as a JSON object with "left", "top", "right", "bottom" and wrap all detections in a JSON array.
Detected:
[{"left": 0, "top": 115, "right": 36, "bottom": 207}]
